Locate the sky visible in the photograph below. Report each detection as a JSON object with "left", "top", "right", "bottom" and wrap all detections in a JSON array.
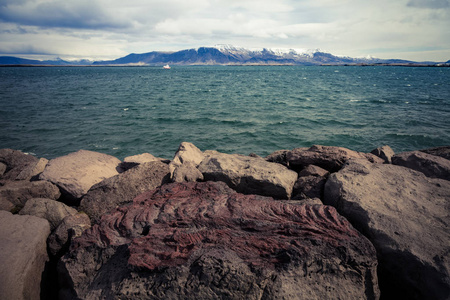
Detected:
[{"left": 0, "top": 0, "right": 449, "bottom": 62}]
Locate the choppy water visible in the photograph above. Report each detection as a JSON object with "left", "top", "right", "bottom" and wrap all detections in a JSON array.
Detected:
[{"left": 0, "top": 66, "right": 449, "bottom": 160}]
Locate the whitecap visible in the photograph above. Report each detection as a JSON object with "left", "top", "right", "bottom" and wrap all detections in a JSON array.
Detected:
[{"left": 123, "top": 108, "right": 129, "bottom": 111}]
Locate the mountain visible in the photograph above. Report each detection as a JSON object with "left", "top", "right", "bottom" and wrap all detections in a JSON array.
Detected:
[{"left": 1, "top": 45, "right": 447, "bottom": 66}]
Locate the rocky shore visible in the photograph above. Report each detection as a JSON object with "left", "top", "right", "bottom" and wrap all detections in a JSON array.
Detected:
[{"left": 0, "top": 143, "right": 449, "bottom": 300}]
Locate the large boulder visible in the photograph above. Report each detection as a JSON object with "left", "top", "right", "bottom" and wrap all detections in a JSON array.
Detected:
[
  {"left": 48, "top": 213, "right": 91, "bottom": 256},
  {"left": 392, "top": 150, "right": 450, "bottom": 180},
  {"left": 420, "top": 146, "right": 450, "bottom": 160},
  {"left": 80, "top": 161, "right": 170, "bottom": 223},
  {"left": 169, "top": 142, "right": 205, "bottom": 180},
  {"left": 0, "top": 149, "right": 39, "bottom": 181},
  {"left": 39, "top": 150, "right": 121, "bottom": 204},
  {"left": 171, "top": 161, "right": 204, "bottom": 183},
  {"left": 324, "top": 159, "right": 450, "bottom": 299},
  {"left": 19, "top": 198, "right": 78, "bottom": 230},
  {"left": 286, "top": 145, "right": 383, "bottom": 172},
  {"left": 0, "top": 180, "right": 61, "bottom": 212},
  {"left": 120, "top": 153, "right": 168, "bottom": 171},
  {"left": 0, "top": 211, "right": 50, "bottom": 300},
  {"left": 59, "top": 181, "right": 379, "bottom": 300},
  {"left": 198, "top": 151, "right": 298, "bottom": 199},
  {"left": 292, "top": 165, "right": 329, "bottom": 200}
]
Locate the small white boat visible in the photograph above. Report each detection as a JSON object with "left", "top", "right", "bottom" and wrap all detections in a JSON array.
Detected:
[{"left": 163, "top": 64, "right": 171, "bottom": 69}]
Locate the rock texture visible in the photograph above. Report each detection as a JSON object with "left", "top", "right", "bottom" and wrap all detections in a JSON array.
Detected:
[
  {"left": 286, "top": 145, "right": 384, "bottom": 172},
  {"left": 48, "top": 213, "right": 91, "bottom": 256},
  {"left": 121, "top": 153, "right": 167, "bottom": 171},
  {"left": 370, "top": 145, "right": 395, "bottom": 164},
  {"left": 0, "top": 211, "right": 50, "bottom": 300},
  {"left": 0, "top": 148, "right": 39, "bottom": 181},
  {"left": 170, "top": 142, "right": 205, "bottom": 180},
  {"left": 80, "top": 161, "right": 170, "bottom": 223},
  {"left": 19, "top": 198, "right": 78, "bottom": 230},
  {"left": 324, "top": 159, "right": 450, "bottom": 300},
  {"left": 420, "top": 146, "right": 450, "bottom": 160},
  {"left": 265, "top": 149, "right": 289, "bottom": 166},
  {"left": 198, "top": 151, "right": 298, "bottom": 199},
  {"left": 15, "top": 157, "right": 48, "bottom": 181},
  {"left": 392, "top": 150, "right": 450, "bottom": 180},
  {"left": 171, "top": 161, "right": 204, "bottom": 183},
  {"left": 0, "top": 180, "right": 61, "bottom": 211},
  {"left": 60, "top": 181, "right": 379, "bottom": 300},
  {"left": 39, "top": 150, "right": 121, "bottom": 203}
]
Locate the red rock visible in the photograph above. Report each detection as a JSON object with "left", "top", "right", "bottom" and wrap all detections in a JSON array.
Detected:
[{"left": 61, "top": 181, "right": 379, "bottom": 299}]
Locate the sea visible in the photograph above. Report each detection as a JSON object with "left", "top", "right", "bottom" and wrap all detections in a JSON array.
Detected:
[{"left": 0, "top": 65, "right": 449, "bottom": 160}]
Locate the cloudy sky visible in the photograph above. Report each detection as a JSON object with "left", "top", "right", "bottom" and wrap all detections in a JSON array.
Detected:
[{"left": 0, "top": 0, "right": 449, "bottom": 62}]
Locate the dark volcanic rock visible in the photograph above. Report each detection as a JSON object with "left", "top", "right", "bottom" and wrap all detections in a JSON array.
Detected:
[
  {"left": 420, "top": 146, "right": 450, "bottom": 160},
  {"left": 286, "top": 145, "right": 383, "bottom": 172},
  {"left": 392, "top": 150, "right": 450, "bottom": 180},
  {"left": 48, "top": 213, "right": 91, "bottom": 256},
  {"left": 265, "top": 149, "right": 290, "bottom": 166},
  {"left": 324, "top": 159, "right": 450, "bottom": 300},
  {"left": 60, "top": 181, "right": 379, "bottom": 300},
  {"left": 0, "top": 211, "right": 50, "bottom": 300},
  {"left": 80, "top": 161, "right": 170, "bottom": 223},
  {"left": 0, "top": 148, "right": 39, "bottom": 181},
  {"left": 198, "top": 151, "right": 298, "bottom": 199}
]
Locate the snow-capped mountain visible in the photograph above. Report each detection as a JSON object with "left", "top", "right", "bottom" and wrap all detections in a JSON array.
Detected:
[{"left": 1, "top": 45, "right": 438, "bottom": 66}]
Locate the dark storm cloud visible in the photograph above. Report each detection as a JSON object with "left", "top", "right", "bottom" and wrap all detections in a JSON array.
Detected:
[
  {"left": 0, "top": 0, "right": 129, "bottom": 29},
  {"left": 407, "top": 0, "right": 450, "bottom": 9}
]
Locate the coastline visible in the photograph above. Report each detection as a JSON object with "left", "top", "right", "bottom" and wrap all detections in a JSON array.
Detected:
[{"left": 0, "top": 143, "right": 449, "bottom": 299}]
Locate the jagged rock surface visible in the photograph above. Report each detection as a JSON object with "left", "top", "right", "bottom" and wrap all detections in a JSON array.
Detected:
[
  {"left": 324, "top": 159, "right": 450, "bottom": 300},
  {"left": 370, "top": 145, "right": 395, "bottom": 164},
  {"left": 121, "top": 153, "right": 167, "bottom": 171},
  {"left": 0, "top": 211, "right": 50, "bottom": 300},
  {"left": 286, "top": 145, "right": 383, "bottom": 172},
  {"left": 60, "top": 181, "right": 379, "bottom": 300},
  {"left": 48, "top": 213, "right": 91, "bottom": 256},
  {"left": 171, "top": 161, "right": 204, "bottom": 183},
  {"left": 39, "top": 150, "right": 121, "bottom": 204},
  {"left": 80, "top": 161, "right": 170, "bottom": 223},
  {"left": 420, "top": 146, "right": 450, "bottom": 160},
  {"left": 392, "top": 150, "right": 450, "bottom": 180},
  {"left": 198, "top": 151, "right": 298, "bottom": 199}
]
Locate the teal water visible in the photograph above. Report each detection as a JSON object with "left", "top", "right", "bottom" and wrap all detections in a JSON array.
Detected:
[{"left": 0, "top": 66, "right": 449, "bottom": 160}]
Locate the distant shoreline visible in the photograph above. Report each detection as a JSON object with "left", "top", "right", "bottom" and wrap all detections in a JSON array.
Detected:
[{"left": 1, "top": 63, "right": 449, "bottom": 67}]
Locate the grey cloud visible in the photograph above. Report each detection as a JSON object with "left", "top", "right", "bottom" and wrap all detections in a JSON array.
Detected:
[
  {"left": 407, "top": 0, "right": 449, "bottom": 9},
  {"left": 0, "top": 0, "right": 130, "bottom": 29}
]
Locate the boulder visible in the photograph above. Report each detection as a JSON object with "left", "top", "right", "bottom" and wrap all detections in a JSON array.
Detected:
[
  {"left": 59, "top": 181, "right": 379, "bottom": 300},
  {"left": 15, "top": 157, "right": 48, "bottom": 181},
  {"left": 80, "top": 161, "right": 170, "bottom": 223},
  {"left": 171, "top": 161, "right": 204, "bottom": 183},
  {"left": 265, "top": 149, "right": 291, "bottom": 166},
  {"left": 0, "top": 211, "right": 50, "bottom": 300},
  {"left": 0, "top": 148, "right": 39, "bottom": 181},
  {"left": 370, "top": 145, "right": 395, "bottom": 164},
  {"left": 171, "top": 142, "right": 204, "bottom": 166},
  {"left": 392, "top": 150, "right": 450, "bottom": 180},
  {"left": 324, "top": 159, "right": 450, "bottom": 300},
  {"left": 198, "top": 151, "right": 298, "bottom": 199},
  {"left": 39, "top": 150, "right": 121, "bottom": 204},
  {"left": 420, "top": 146, "right": 450, "bottom": 160},
  {"left": 286, "top": 145, "right": 383, "bottom": 172},
  {"left": 121, "top": 153, "right": 168, "bottom": 171},
  {"left": 0, "top": 162, "right": 6, "bottom": 177},
  {"left": 0, "top": 180, "right": 61, "bottom": 211},
  {"left": 292, "top": 175, "right": 327, "bottom": 200},
  {"left": 19, "top": 198, "right": 78, "bottom": 230},
  {"left": 48, "top": 213, "right": 91, "bottom": 256}
]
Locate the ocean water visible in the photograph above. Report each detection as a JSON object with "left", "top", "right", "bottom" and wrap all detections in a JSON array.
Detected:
[{"left": 0, "top": 66, "right": 449, "bottom": 160}]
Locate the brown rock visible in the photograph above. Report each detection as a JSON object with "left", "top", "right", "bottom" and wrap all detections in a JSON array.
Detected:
[
  {"left": 39, "top": 150, "right": 121, "bottom": 204},
  {"left": 298, "top": 164, "right": 329, "bottom": 177},
  {"left": 0, "top": 149, "right": 39, "bottom": 181},
  {"left": 0, "top": 180, "right": 61, "bottom": 211},
  {"left": 420, "top": 146, "right": 450, "bottom": 160},
  {"left": 15, "top": 157, "right": 48, "bottom": 181},
  {"left": 171, "top": 161, "right": 204, "bottom": 183},
  {"left": 0, "top": 162, "right": 6, "bottom": 177},
  {"left": 198, "top": 151, "right": 298, "bottom": 199},
  {"left": 0, "top": 211, "right": 50, "bottom": 300},
  {"left": 265, "top": 149, "right": 291, "bottom": 166},
  {"left": 370, "top": 145, "right": 395, "bottom": 164},
  {"left": 286, "top": 145, "right": 383, "bottom": 172},
  {"left": 324, "top": 159, "right": 450, "bottom": 299},
  {"left": 48, "top": 213, "right": 91, "bottom": 256},
  {"left": 80, "top": 161, "right": 170, "bottom": 223},
  {"left": 292, "top": 175, "right": 327, "bottom": 200},
  {"left": 19, "top": 198, "right": 77, "bottom": 230},
  {"left": 60, "top": 181, "right": 379, "bottom": 299},
  {"left": 392, "top": 150, "right": 450, "bottom": 180},
  {"left": 121, "top": 153, "right": 168, "bottom": 171}
]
